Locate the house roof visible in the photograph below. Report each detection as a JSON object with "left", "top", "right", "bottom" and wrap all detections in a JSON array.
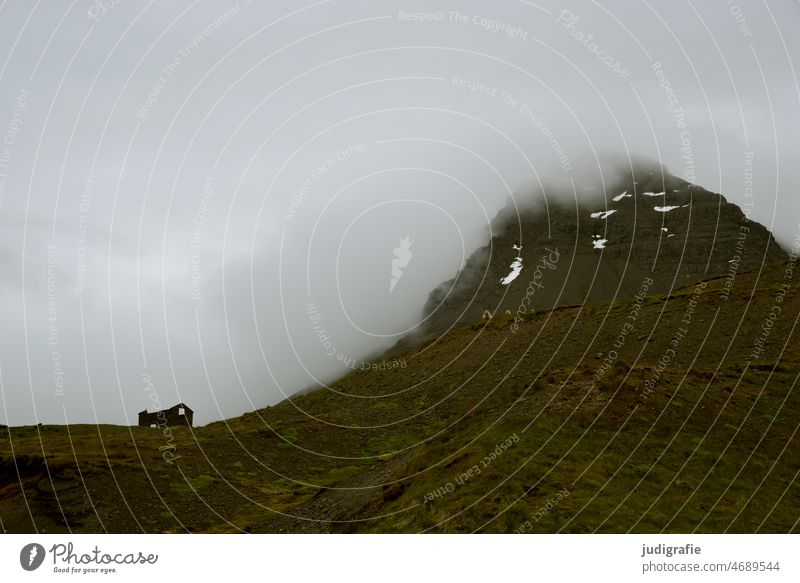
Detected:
[{"left": 139, "top": 403, "right": 193, "bottom": 415}]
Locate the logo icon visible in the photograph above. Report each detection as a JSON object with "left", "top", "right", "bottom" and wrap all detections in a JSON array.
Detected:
[
  {"left": 389, "top": 235, "right": 413, "bottom": 294},
  {"left": 20, "top": 543, "right": 46, "bottom": 571}
]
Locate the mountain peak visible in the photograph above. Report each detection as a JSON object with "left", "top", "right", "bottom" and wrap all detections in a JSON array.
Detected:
[{"left": 420, "top": 164, "right": 785, "bottom": 339}]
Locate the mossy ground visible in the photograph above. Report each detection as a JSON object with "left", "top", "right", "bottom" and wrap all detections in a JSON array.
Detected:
[{"left": 2, "top": 261, "right": 798, "bottom": 533}]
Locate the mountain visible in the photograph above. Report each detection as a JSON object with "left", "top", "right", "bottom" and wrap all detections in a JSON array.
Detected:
[
  {"left": 1, "top": 165, "right": 797, "bottom": 534},
  {"left": 419, "top": 162, "right": 786, "bottom": 340}
]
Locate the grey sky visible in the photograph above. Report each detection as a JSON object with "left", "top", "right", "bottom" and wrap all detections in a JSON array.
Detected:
[{"left": 0, "top": 0, "right": 797, "bottom": 425}]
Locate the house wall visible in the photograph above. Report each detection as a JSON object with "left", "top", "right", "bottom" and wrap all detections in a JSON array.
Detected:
[{"left": 138, "top": 406, "right": 193, "bottom": 427}]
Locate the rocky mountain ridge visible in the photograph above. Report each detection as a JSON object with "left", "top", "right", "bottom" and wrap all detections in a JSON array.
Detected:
[{"left": 420, "top": 164, "right": 786, "bottom": 340}]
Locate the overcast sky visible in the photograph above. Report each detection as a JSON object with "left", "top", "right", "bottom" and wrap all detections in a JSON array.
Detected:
[{"left": 0, "top": 0, "right": 797, "bottom": 425}]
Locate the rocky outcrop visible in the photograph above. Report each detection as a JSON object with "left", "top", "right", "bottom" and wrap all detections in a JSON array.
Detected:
[{"left": 420, "top": 164, "right": 787, "bottom": 339}]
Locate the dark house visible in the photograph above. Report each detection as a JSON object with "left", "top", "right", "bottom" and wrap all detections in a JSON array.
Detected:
[{"left": 138, "top": 403, "right": 193, "bottom": 428}]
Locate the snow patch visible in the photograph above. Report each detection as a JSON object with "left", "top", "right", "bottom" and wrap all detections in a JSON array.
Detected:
[
  {"left": 612, "top": 191, "right": 631, "bottom": 202},
  {"left": 654, "top": 205, "right": 681, "bottom": 213},
  {"left": 591, "top": 209, "right": 618, "bottom": 219},
  {"left": 643, "top": 191, "right": 666, "bottom": 197},
  {"left": 500, "top": 244, "right": 523, "bottom": 285},
  {"left": 500, "top": 258, "right": 523, "bottom": 285},
  {"left": 593, "top": 238, "right": 608, "bottom": 250}
]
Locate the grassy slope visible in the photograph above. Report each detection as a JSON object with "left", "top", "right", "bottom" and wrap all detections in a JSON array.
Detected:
[{"left": 1, "top": 260, "right": 799, "bottom": 533}]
